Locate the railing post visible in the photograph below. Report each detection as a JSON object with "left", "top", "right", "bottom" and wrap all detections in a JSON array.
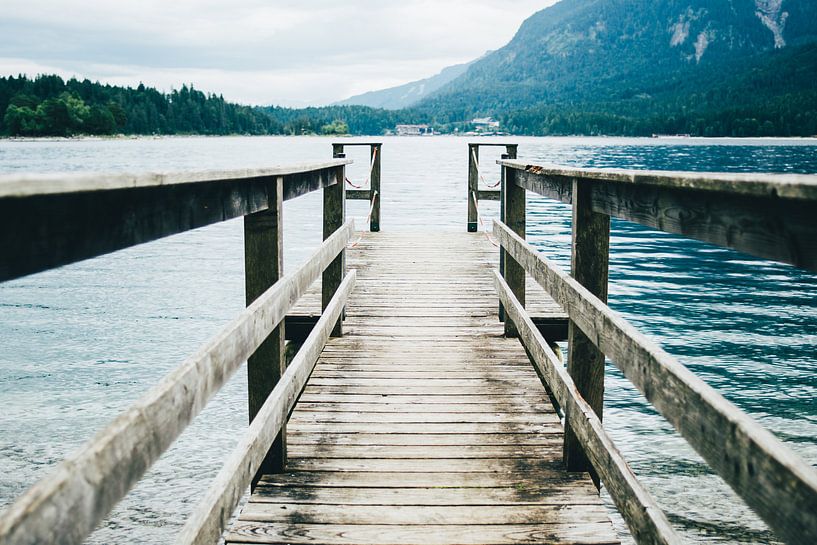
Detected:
[
  {"left": 501, "top": 162, "right": 525, "bottom": 337},
  {"left": 505, "top": 144, "right": 518, "bottom": 160},
  {"left": 370, "top": 144, "right": 381, "bottom": 232},
  {"left": 467, "top": 144, "right": 479, "bottom": 232},
  {"left": 244, "top": 175, "right": 286, "bottom": 485},
  {"left": 324, "top": 150, "right": 347, "bottom": 337},
  {"left": 498, "top": 154, "right": 509, "bottom": 323},
  {"left": 563, "top": 178, "right": 610, "bottom": 483}
]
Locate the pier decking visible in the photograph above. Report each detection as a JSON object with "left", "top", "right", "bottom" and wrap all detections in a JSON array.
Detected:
[
  {"left": 227, "top": 232, "right": 615, "bottom": 545},
  {"left": 1, "top": 142, "right": 816, "bottom": 545}
]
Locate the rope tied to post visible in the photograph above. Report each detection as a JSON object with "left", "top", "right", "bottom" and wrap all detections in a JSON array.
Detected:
[
  {"left": 471, "top": 190, "right": 499, "bottom": 248},
  {"left": 345, "top": 147, "right": 379, "bottom": 189},
  {"left": 471, "top": 147, "right": 501, "bottom": 188},
  {"left": 348, "top": 190, "right": 379, "bottom": 248}
]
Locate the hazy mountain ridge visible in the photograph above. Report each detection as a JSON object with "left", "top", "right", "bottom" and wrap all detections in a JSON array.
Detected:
[{"left": 335, "top": 61, "right": 473, "bottom": 110}]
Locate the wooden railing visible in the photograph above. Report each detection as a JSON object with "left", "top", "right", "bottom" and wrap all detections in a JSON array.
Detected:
[
  {"left": 493, "top": 157, "right": 817, "bottom": 545},
  {"left": 0, "top": 156, "right": 357, "bottom": 545},
  {"left": 466, "top": 142, "right": 517, "bottom": 232},
  {"left": 334, "top": 142, "right": 381, "bottom": 232}
]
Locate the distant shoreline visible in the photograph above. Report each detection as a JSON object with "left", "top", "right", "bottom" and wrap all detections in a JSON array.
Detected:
[{"left": 2, "top": 134, "right": 817, "bottom": 143}]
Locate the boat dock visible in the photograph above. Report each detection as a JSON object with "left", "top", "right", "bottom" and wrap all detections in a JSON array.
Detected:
[{"left": 0, "top": 142, "right": 815, "bottom": 545}]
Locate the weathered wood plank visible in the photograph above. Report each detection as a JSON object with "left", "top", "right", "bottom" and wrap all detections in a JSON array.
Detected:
[
  {"left": 0, "top": 221, "right": 354, "bottom": 545},
  {"left": 564, "top": 178, "right": 610, "bottom": 479},
  {"left": 467, "top": 144, "right": 479, "bottom": 232},
  {"left": 286, "top": 433, "right": 559, "bottom": 446},
  {"left": 501, "top": 160, "right": 525, "bottom": 336},
  {"left": 239, "top": 503, "right": 609, "bottom": 525},
  {"left": 257, "top": 471, "right": 585, "bottom": 488},
  {"left": 282, "top": 422, "right": 556, "bottom": 435},
  {"left": 248, "top": 486, "right": 601, "bottom": 505},
  {"left": 245, "top": 176, "right": 286, "bottom": 480},
  {"left": 323, "top": 157, "right": 346, "bottom": 337},
  {"left": 0, "top": 161, "right": 350, "bottom": 282},
  {"left": 177, "top": 271, "right": 357, "bottom": 545},
  {"left": 229, "top": 230, "right": 617, "bottom": 545},
  {"left": 285, "top": 458, "right": 566, "bottom": 473},
  {"left": 495, "top": 271, "right": 679, "bottom": 545},
  {"left": 226, "top": 522, "right": 620, "bottom": 545},
  {"left": 495, "top": 219, "right": 817, "bottom": 545},
  {"left": 500, "top": 160, "right": 817, "bottom": 273},
  {"left": 369, "top": 144, "right": 381, "bottom": 232}
]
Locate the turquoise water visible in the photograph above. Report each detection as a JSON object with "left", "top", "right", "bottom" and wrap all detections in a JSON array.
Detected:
[{"left": 0, "top": 136, "right": 815, "bottom": 544}]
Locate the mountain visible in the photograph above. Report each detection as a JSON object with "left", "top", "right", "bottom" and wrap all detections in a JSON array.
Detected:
[
  {"left": 336, "top": 61, "right": 473, "bottom": 110},
  {"left": 411, "top": 0, "right": 817, "bottom": 136}
]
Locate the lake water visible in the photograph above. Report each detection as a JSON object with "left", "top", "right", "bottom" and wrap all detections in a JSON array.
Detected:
[{"left": 0, "top": 135, "right": 815, "bottom": 544}]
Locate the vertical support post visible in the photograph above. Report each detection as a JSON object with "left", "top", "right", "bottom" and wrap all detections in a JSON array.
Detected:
[
  {"left": 244, "top": 176, "right": 286, "bottom": 486},
  {"left": 501, "top": 162, "right": 525, "bottom": 337},
  {"left": 467, "top": 144, "right": 478, "bottom": 232},
  {"left": 370, "top": 144, "right": 381, "bottom": 232},
  {"left": 324, "top": 149, "right": 346, "bottom": 337},
  {"left": 498, "top": 154, "right": 509, "bottom": 323},
  {"left": 505, "top": 144, "right": 518, "bottom": 160},
  {"left": 563, "top": 179, "right": 610, "bottom": 485}
]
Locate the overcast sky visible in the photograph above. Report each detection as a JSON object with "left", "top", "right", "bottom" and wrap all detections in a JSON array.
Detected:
[{"left": 0, "top": 0, "right": 556, "bottom": 107}]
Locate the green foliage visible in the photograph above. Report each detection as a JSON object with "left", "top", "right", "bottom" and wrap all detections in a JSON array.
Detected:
[
  {"left": 409, "top": 0, "right": 817, "bottom": 137},
  {"left": 0, "top": 76, "right": 281, "bottom": 137},
  {"left": 320, "top": 120, "right": 349, "bottom": 135}
]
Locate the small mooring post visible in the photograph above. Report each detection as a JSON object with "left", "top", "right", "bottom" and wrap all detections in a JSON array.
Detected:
[
  {"left": 500, "top": 160, "right": 525, "bottom": 337},
  {"left": 244, "top": 175, "right": 287, "bottom": 484},
  {"left": 467, "top": 144, "right": 479, "bottom": 232},
  {"left": 370, "top": 144, "right": 381, "bottom": 232},
  {"left": 325, "top": 147, "right": 347, "bottom": 336},
  {"left": 563, "top": 179, "right": 610, "bottom": 484}
]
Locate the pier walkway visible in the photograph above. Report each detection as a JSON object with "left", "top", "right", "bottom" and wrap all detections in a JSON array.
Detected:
[
  {"left": 227, "top": 232, "right": 614, "bottom": 545},
  {"left": 0, "top": 142, "right": 816, "bottom": 545}
]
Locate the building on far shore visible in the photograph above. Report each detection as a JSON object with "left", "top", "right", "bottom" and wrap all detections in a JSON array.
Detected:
[
  {"left": 471, "top": 117, "right": 500, "bottom": 132},
  {"left": 396, "top": 124, "right": 434, "bottom": 136}
]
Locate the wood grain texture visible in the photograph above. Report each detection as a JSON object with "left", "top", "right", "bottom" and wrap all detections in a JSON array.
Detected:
[
  {"left": 0, "top": 221, "right": 354, "bottom": 545},
  {"left": 227, "top": 231, "right": 617, "bottom": 545},
  {"left": 564, "top": 178, "right": 610, "bottom": 478},
  {"left": 0, "top": 161, "right": 349, "bottom": 282},
  {"left": 177, "top": 271, "right": 357, "bottom": 545},
  {"left": 495, "top": 271, "right": 679, "bottom": 545},
  {"left": 494, "top": 219, "right": 817, "bottom": 545},
  {"left": 245, "top": 176, "right": 287, "bottom": 479},
  {"left": 500, "top": 160, "right": 817, "bottom": 273}
]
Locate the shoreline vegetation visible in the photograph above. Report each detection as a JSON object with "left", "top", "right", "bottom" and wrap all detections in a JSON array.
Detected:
[
  {"left": 2, "top": 72, "right": 817, "bottom": 140},
  {"left": 3, "top": 134, "right": 817, "bottom": 143}
]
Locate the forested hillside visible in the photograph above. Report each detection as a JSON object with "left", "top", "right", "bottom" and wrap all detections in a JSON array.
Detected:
[
  {"left": 3, "top": 0, "right": 817, "bottom": 138},
  {"left": 0, "top": 76, "right": 278, "bottom": 136},
  {"left": 411, "top": 0, "right": 817, "bottom": 136}
]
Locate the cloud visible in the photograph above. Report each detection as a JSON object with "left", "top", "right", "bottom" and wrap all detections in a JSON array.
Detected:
[{"left": 0, "top": 0, "right": 557, "bottom": 105}]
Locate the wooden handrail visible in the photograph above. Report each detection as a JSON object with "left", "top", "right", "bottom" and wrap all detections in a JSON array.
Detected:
[
  {"left": 178, "top": 270, "right": 357, "bottom": 545},
  {"left": 493, "top": 271, "right": 680, "bottom": 545},
  {"left": 493, "top": 218, "right": 817, "bottom": 545},
  {"left": 0, "top": 219, "right": 355, "bottom": 545},
  {"left": 498, "top": 160, "right": 817, "bottom": 273},
  {"left": 0, "top": 160, "right": 351, "bottom": 282}
]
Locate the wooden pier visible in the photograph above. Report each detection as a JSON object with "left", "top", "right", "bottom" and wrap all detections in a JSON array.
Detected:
[
  {"left": 227, "top": 231, "right": 610, "bottom": 545},
  {"left": 0, "top": 143, "right": 816, "bottom": 545}
]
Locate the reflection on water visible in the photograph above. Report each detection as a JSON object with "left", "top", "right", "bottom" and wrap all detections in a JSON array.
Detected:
[{"left": 0, "top": 136, "right": 815, "bottom": 544}]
